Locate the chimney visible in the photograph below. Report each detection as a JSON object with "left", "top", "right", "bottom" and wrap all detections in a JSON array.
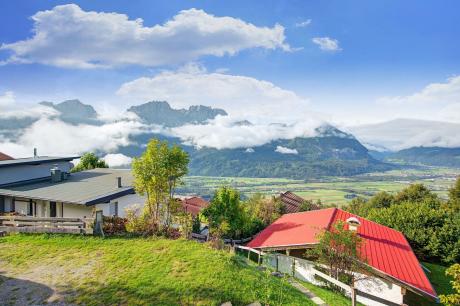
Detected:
[
  {"left": 34, "top": 148, "right": 38, "bottom": 158},
  {"left": 51, "top": 165, "right": 62, "bottom": 183},
  {"left": 346, "top": 217, "right": 361, "bottom": 232},
  {"left": 117, "top": 177, "right": 122, "bottom": 188}
]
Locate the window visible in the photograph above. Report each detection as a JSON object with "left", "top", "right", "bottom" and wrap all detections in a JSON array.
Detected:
[
  {"left": 27, "top": 200, "right": 33, "bottom": 216},
  {"left": 0, "top": 196, "right": 4, "bottom": 214},
  {"left": 109, "top": 202, "right": 119, "bottom": 217},
  {"left": 50, "top": 201, "right": 57, "bottom": 217}
]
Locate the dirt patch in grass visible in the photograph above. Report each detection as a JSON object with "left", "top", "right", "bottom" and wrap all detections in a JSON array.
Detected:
[{"left": 0, "top": 257, "right": 98, "bottom": 305}]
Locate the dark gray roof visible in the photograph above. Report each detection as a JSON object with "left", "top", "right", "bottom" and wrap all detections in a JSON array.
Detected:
[
  {"left": 0, "top": 156, "right": 80, "bottom": 168},
  {"left": 0, "top": 168, "right": 134, "bottom": 205}
]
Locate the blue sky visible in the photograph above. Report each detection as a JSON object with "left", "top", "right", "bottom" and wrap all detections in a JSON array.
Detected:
[{"left": 1, "top": 0, "right": 459, "bottom": 125}]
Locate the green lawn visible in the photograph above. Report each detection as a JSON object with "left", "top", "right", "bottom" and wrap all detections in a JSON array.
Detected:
[
  {"left": 404, "top": 262, "right": 454, "bottom": 306},
  {"left": 299, "top": 280, "right": 364, "bottom": 306},
  {"left": 0, "top": 234, "right": 315, "bottom": 306}
]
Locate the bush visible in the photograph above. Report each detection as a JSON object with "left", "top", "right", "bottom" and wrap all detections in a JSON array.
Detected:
[
  {"left": 440, "top": 263, "right": 460, "bottom": 306},
  {"left": 125, "top": 207, "right": 158, "bottom": 236},
  {"left": 103, "top": 216, "right": 127, "bottom": 235}
]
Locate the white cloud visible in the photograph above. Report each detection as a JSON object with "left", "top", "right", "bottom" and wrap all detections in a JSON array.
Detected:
[
  {"left": 1, "top": 4, "right": 289, "bottom": 68},
  {"left": 376, "top": 76, "right": 460, "bottom": 123},
  {"left": 295, "top": 19, "right": 312, "bottom": 27},
  {"left": 349, "top": 119, "right": 460, "bottom": 151},
  {"left": 275, "top": 146, "right": 298, "bottom": 154},
  {"left": 377, "top": 76, "right": 460, "bottom": 106},
  {"left": 0, "top": 91, "right": 15, "bottom": 109},
  {"left": 117, "top": 64, "right": 311, "bottom": 122},
  {"left": 312, "top": 37, "right": 341, "bottom": 51},
  {"left": 170, "top": 115, "right": 323, "bottom": 149},
  {"left": 439, "top": 103, "right": 460, "bottom": 122},
  {"left": 103, "top": 153, "right": 132, "bottom": 167},
  {"left": 0, "top": 117, "right": 146, "bottom": 158}
]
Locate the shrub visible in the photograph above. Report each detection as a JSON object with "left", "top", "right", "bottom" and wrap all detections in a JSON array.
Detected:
[{"left": 102, "top": 216, "right": 127, "bottom": 235}]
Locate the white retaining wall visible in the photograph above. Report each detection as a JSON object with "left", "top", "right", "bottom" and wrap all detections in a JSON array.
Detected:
[{"left": 263, "top": 252, "right": 403, "bottom": 306}]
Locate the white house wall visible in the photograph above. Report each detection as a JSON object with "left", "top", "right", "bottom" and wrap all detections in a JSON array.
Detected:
[
  {"left": 2, "top": 195, "right": 92, "bottom": 219},
  {"left": 95, "top": 193, "right": 146, "bottom": 218},
  {"left": 355, "top": 275, "right": 403, "bottom": 306},
  {"left": 61, "top": 203, "right": 92, "bottom": 218},
  {"left": 264, "top": 252, "right": 404, "bottom": 306}
]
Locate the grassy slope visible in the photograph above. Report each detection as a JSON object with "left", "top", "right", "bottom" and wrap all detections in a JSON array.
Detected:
[
  {"left": 405, "top": 262, "right": 454, "bottom": 306},
  {"left": 0, "top": 234, "right": 314, "bottom": 306}
]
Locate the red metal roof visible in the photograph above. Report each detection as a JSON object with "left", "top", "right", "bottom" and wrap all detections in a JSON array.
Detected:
[
  {"left": 247, "top": 207, "right": 437, "bottom": 299},
  {"left": 0, "top": 152, "right": 13, "bottom": 161}
]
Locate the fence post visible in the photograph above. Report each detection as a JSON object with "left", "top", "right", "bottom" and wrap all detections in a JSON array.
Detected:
[
  {"left": 248, "top": 249, "right": 251, "bottom": 260},
  {"left": 257, "top": 252, "right": 261, "bottom": 266},
  {"left": 276, "top": 254, "right": 279, "bottom": 272},
  {"left": 292, "top": 258, "right": 296, "bottom": 277}
]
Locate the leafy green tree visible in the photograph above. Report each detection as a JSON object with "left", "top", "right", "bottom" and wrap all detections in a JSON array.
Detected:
[
  {"left": 72, "top": 152, "right": 108, "bottom": 172},
  {"left": 310, "top": 221, "right": 363, "bottom": 279},
  {"left": 202, "top": 187, "right": 246, "bottom": 239},
  {"left": 132, "top": 139, "right": 189, "bottom": 231},
  {"left": 448, "top": 177, "right": 460, "bottom": 212},
  {"left": 164, "top": 145, "right": 189, "bottom": 227},
  {"left": 309, "top": 221, "right": 365, "bottom": 306},
  {"left": 345, "top": 197, "right": 372, "bottom": 217},
  {"left": 440, "top": 263, "right": 460, "bottom": 306},
  {"left": 344, "top": 182, "right": 460, "bottom": 263},
  {"left": 393, "top": 183, "right": 438, "bottom": 206},
  {"left": 367, "top": 200, "right": 459, "bottom": 263},
  {"left": 299, "top": 199, "right": 314, "bottom": 212},
  {"left": 245, "top": 193, "right": 284, "bottom": 225},
  {"left": 368, "top": 191, "right": 393, "bottom": 208}
]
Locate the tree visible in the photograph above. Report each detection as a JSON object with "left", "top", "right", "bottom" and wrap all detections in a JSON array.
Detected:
[
  {"left": 310, "top": 221, "right": 363, "bottom": 280},
  {"left": 299, "top": 199, "right": 314, "bottom": 212},
  {"left": 440, "top": 264, "right": 460, "bottom": 306},
  {"left": 131, "top": 139, "right": 189, "bottom": 232},
  {"left": 202, "top": 187, "right": 246, "bottom": 239},
  {"left": 72, "top": 152, "right": 108, "bottom": 172},
  {"left": 308, "top": 221, "right": 365, "bottom": 306},
  {"left": 394, "top": 183, "right": 438, "bottom": 206},
  {"left": 164, "top": 145, "right": 189, "bottom": 227},
  {"left": 245, "top": 193, "right": 284, "bottom": 225},
  {"left": 448, "top": 177, "right": 460, "bottom": 212},
  {"left": 367, "top": 199, "right": 460, "bottom": 263},
  {"left": 345, "top": 197, "right": 372, "bottom": 217},
  {"left": 368, "top": 191, "right": 393, "bottom": 208}
]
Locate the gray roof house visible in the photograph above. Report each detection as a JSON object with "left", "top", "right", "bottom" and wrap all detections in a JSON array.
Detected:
[{"left": 0, "top": 152, "right": 142, "bottom": 219}]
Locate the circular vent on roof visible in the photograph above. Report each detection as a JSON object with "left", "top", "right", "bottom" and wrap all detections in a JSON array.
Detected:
[{"left": 346, "top": 217, "right": 361, "bottom": 231}]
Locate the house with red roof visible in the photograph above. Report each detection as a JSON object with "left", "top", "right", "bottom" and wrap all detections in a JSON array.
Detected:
[
  {"left": 279, "top": 191, "right": 320, "bottom": 213},
  {"left": 0, "top": 152, "right": 14, "bottom": 161},
  {"left": 247, "top": 207, "right": 438, "bottom": 306},
  {"left": 176, "top": 196, "right": 209, "bottom": 217}
]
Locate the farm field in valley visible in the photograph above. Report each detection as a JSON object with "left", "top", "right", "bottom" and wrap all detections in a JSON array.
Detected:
[{"left": 181, "top": 167, "right": 460, "bottom": 206}]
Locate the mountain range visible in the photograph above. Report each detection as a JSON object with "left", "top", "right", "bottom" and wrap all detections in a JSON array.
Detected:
[{"left": 1, "top": 99, "right": 459, "bottom": 176}]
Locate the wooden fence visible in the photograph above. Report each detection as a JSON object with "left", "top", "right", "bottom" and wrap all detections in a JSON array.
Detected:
[{"left": 0, "top": 216, "right": 94, "bottom": 234}]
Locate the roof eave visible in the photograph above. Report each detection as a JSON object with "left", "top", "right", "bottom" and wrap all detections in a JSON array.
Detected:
[{"left": 84, "top": 187, "right": 135, "bottom": 205}]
